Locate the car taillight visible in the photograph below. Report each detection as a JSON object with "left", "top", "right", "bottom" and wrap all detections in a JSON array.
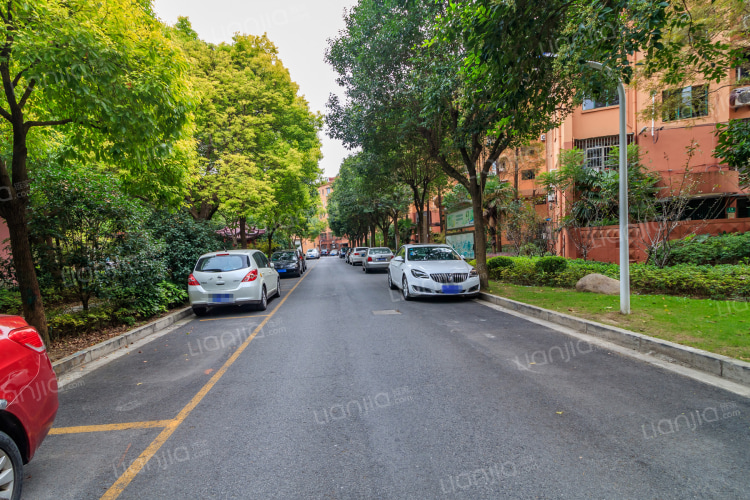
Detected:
[
  {"left": 242, "top": 269, "right": 258, "bottom": 282},
  {"left": 9, "top": 327, "right": 46, "bottom": 353},
  {"left": 187, "top": 274, "right": 200, "bottom": 286},
  {"left": 367, "top": 257, "right": 372, "bottom": 262}
]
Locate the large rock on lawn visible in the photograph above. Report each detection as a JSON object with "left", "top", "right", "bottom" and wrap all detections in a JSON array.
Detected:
[{"left": 575, "top": 273, "right": 620, "bottom": 295}]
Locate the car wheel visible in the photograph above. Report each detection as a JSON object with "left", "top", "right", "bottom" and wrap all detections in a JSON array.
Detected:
[
  {"left": 363, "top": 264, "right": 368, "bottom": 273},
  {"left": 0, "top": 431, "right": 23, "bottom": 500},
  {"left": 192, "top": 307, "right": 208, "bottom": 317},
  {"left": 274, "top": 278, "right": 281, "bottom": 298},
  {"left": 257, "top": 287, "right": 268, "bottom": 311},
  {"left": 402, "top": 277, "right": 413, "bottom": 301},
  {"left": 388, "top": 272, "right": 397, "bottom": 290}
]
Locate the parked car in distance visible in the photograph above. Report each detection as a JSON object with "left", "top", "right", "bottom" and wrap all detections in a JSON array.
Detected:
[
  {"left": 362, "top": 247, "right": 394, "bottom": 273},
  {"left": 339, "top": 247, "right": 349, "bottom": 259},
  {"left": 349, "top": 247, "right": 369, "bottom": 266},
  {"left": 188, "top": 249, "right": 280, "bottom": 315},
  {"left": 270, "top": 249, "right": 304, "bottom": 278},
  {"left": 388, "top": 244, "right": 480, "bottom": 300},
  {"left": 330, "top": 250, "right": 339, "bottom": 256},
  {"left": 306, "top": 248, "right": 320, "bottom": 260},
  {"left": 1, "top": 315, "right": 59, "bottom": 500},
  {"left": 321, "top": 249, "right": 329, "bottom": 256}
]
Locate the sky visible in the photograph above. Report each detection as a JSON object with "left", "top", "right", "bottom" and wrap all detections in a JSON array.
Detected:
[{"left": 152, "top": 0, "right": 358, "bottom": 179}]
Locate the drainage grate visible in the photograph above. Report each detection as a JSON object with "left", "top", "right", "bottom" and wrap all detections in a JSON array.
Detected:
[{"left": 372, "top": 310, "right": 402, "bottom": 315}]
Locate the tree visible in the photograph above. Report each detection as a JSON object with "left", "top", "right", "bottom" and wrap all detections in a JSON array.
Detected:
[
  {"left": 538, "top": 145, "right": 661, "bottom": 260},
  {"left": 0, "top": 0, "right": 193, "bottom": 344},
  {"left": 174, "top": 22, "right": 322, "bottom": 250},
  {"left": 715, "top": 119, "right": 750, "bottom": 188},
  {"left": 328, "top": 1, "right": 579, "bottom": 288}
]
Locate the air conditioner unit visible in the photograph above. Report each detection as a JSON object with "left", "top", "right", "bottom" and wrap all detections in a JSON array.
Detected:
[
  {"left": 540, "top": 134, "right": 546, "bottom": 142},
  {"left": 730, "top": 87, "right": 750, "bottom": 107},
  {"left": 547, "top": 192, "right": 556, "bottom": 203}
]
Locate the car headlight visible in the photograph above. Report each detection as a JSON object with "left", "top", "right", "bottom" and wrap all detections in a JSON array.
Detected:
[
  {"left": 469, "top": 268, "right": 478, "bottom": 277},
  {"left": 411, "top": 269, "right": 429, "bottom": 279}
]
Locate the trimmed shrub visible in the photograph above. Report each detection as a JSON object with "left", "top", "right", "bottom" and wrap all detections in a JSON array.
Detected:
[
  {"left": 535, "top": 256, "right": 567, "bottom": 274},
  {"left": 487, "top": 256, "right": 749, "bottom": 300},
  {"left": 670, "top": 232, "right": 750, "bottom": 266},
  {"left": 488, "top": 256, "right": 515, "bottom": 270}
]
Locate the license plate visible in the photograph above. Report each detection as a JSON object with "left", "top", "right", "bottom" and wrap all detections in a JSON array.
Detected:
[
  {"left": 277, "top": 269, "right": 287, "bottom": 273},
  {"left": 377, "top": 258, "right": 386, "bottom": 262},
  {"left": 442, "top": 285, "right": 462, "bottom": 294},
  {"left": 210, "top": 294, "right": 234, "bottom": 303}
]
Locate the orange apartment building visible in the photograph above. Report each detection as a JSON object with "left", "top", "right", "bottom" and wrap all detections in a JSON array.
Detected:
[
  {"left": 493, "top": 53, "right": 750, "bottom": 262},
  {"left": 303, "top": 177, "right": 350, "bottom": 253}
]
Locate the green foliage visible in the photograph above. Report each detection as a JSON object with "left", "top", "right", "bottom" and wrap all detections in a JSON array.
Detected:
[
  {"left": 145, "top": 210, "right": 223, "bottom": 285},
  {"left": 176, "top": 23, "right": 322, "bottom": 227},
  {"left": 490, "top": 256, "right": 750, "bottom": 299},
  {"left": 48, "top": 309, "right": 112, "bottom": 340},
  {"left": 0, "top": 289, "right": 22, "bottom": 315},
  {"left": 535, "top": 256, "right": 568, "bottom": 275},
  {"left": 670, "top": 233, "right": 750, "bottom": 266},
  {"left": 715, "top": 119, "right": 750, "bottom": 186},
  {"left": 487, "top": 256, "right": 515, "bottom": 270}
]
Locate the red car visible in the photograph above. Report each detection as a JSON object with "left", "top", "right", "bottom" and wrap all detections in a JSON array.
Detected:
[{"left": 0, "top": 315, "right": 59, "bottom": 500}]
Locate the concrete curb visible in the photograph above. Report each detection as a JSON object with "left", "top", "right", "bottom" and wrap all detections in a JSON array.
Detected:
[
  {"left": 52, "top": 307, "right": 194, "bottom": 378},
  {"left": 478, "top": 292, "right": 750, "bottom": 387}
]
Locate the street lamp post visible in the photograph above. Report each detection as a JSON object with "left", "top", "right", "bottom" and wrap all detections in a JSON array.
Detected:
[{"left": 586, "top": 61, "right": 630, "bottom": 314}]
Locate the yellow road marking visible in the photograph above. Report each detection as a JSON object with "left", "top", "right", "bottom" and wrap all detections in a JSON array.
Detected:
[
  {"left": 50, "top": 420, "right": 175, "bottom": 435},
  {"left": 100, "top": 263, "right": 312, "bottom": 500}
]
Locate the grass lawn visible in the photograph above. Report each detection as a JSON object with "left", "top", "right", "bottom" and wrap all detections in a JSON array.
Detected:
[{"left": 486, "top": 282, "right": 750, "bottom": 362}]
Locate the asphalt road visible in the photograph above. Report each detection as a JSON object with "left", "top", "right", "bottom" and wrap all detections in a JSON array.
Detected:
[{"left": 24, "top": 257, "right": 750, "bottom": 499}]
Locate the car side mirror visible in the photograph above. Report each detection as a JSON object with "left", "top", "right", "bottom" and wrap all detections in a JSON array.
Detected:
[
  {"left": 394, "top": 256, "right": 404, "bottom": 262},
  {"left": 270, "top": 263, "right": 275, "bottom": 268}
]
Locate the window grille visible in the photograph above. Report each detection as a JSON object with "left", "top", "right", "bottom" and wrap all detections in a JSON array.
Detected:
[{"left": 574, "top": 134, "right": 634, "bottom": 171}]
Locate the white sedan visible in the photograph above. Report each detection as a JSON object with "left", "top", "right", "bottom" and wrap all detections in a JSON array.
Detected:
[{"left": 387, "top": 244, "right": 480, "bottom": 300}]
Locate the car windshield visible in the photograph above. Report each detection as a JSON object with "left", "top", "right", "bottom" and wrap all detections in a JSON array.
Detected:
[
  {"left": 355, "top": 248, "right": 368, "bottom": 252},
  {"left": 196, "top": 255, "right": 247, "bottom": 272},
  {"left": 369, "top": 248, "right": 391, "bottom": 255},
  {"left": 407, "top": 246, "right": 461, "bottom": 262},
  {"left": 272, "top": 252, "right": 296, "bottom": 261}
]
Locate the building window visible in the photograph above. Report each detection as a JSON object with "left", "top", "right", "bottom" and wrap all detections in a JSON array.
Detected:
[
  {"left": 582, "top": 91, "right": 620, "bottom": 111},
  {"left": 736, "top": 52, "right": 750, "bottom": 83},
  {"left": 662, "top": 85, "right": 709, "bottom": 121},
  {"left": 326, "top": 187, "right": 331, "bottom": 195},
  {"left": 521, "top": 169, "right": 536, "bottom": 180},
  {"left": 574, "top": 134, "right": 634, "bottom": 171}
]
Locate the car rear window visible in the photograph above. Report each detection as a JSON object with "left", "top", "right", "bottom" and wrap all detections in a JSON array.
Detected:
[
  {"left": 407, "top": 246, "right": 461, "bottom": 261},
  {"left": 355, "top": 247, "right": 368, "bottom": 252},
  {"left": 196, "top": 255, "right": 248, "bottom": 272},
  {"left": 369, "top": 248, "right": 391, "bottom": 255},
  {"left": 272, "top": 252, "right": 296, "bottom": 261}
]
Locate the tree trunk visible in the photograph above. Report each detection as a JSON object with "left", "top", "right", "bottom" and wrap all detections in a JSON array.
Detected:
[
  {"left": 239, "top": 217, "right": 248, "bottom": 249},
  {"left": 470, "top": 186, "right": 489, "bottom": 289},
  {"left": 3, "top": 209, "right": 50, "bottom": 345},
  {"left": 267, "top": 229, "right": 275, "bottom": 256}
]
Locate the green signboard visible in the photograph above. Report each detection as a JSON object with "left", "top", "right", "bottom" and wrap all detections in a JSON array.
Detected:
[
  {"left": 728, "top": 207, "right": 736, "bottom": 213},
  {"left": 447, "top": 207, "right": 474, "bottom": 230}
]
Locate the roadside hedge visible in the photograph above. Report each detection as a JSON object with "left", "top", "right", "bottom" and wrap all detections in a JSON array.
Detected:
[
  {"left": 491, "top": 256, "right": 750, "bottom": 300},
  {"left": 670, "top": 232, "right": 750, "bottom": 266}
]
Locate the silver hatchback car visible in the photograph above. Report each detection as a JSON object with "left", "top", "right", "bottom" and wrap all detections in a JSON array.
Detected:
[
  {"left": 188, "top": 250, "right": 280, "bottom": 316},
  {"left": 362, "top": 247, "right": 394, "bottom": 273}
]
